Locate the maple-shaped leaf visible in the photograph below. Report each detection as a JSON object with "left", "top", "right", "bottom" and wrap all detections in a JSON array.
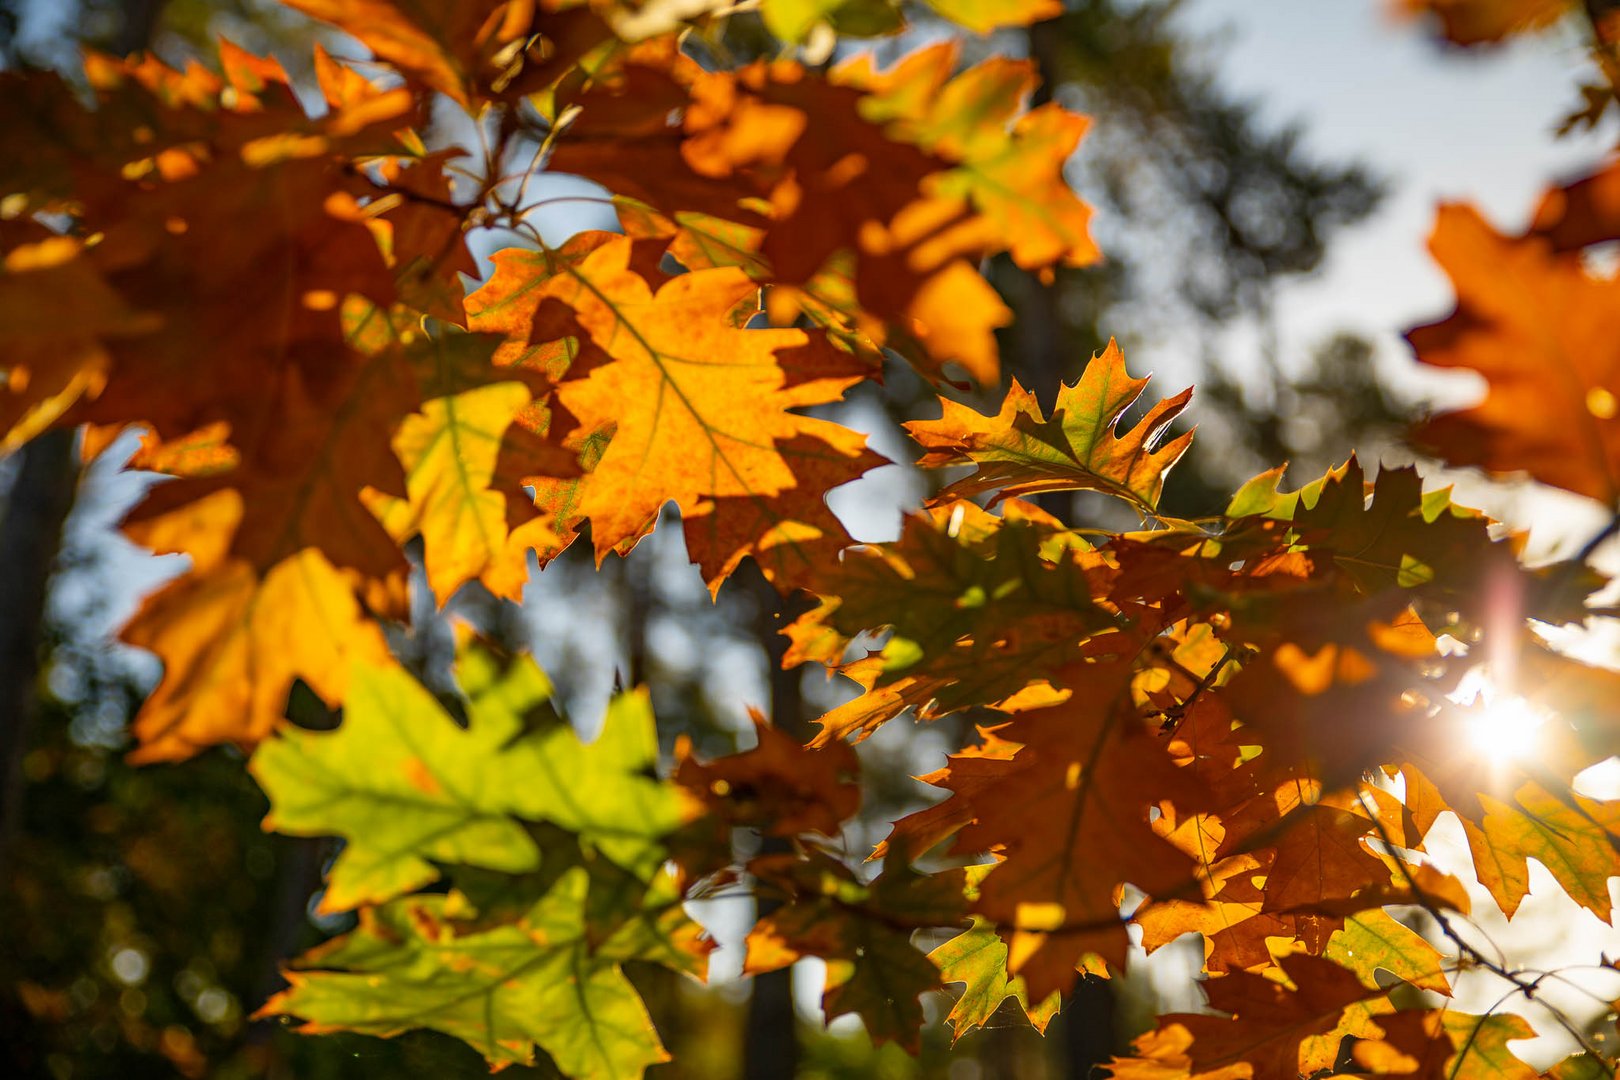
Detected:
[
  {"left": 681, "top": 425, "right": 888, "bottom": 597},
  {"left": 906, "top": 340, "right": 1193, "bottom": 514},
  {"left": 744, "top": 845, "right": 966, "bottom": 1051},
  {"left": 1109, "top": 954, "right": 1387, "bottom": 1080},
  {"left": 930, "top": 915, "right": 1062, "bottom": 1042},
  {"left": 1352, "top": 1009, "right": 1539, "bottom": 1079},
  {"left": 251, "top": 650, "right": 694, "bottom": 911},
  {"left": 280, "top": 1, "right": 569, "bottom": 107},
  {"left": 790, "top": 498, "right": 1124, "bottom": 741},
  {"left": 364, "top": 330, "right": 579, "bottom": 603},
  {"left": 261, "top": 867, "right": 669, "bottom": 1077},
  {"left": 1400, "top": 0, "right": 1571, "bottom": 46},
  {"left": 122, "top": 535, "right": 390, "bottom": 765},
  {"left": 675, "top": 711, "right": 860, "bottom": 837},
  {"left": 845, "top": 42, "right": 1100, "bottom": 271},
  {"left": 540, "top": 234, "right": 872, "bottom": 556},
  {"left": 1409, "top": 203, "right": 1620, "bottom": 505},
  {"left": 934, "top": 659, "right": 1206, "bottom": 999}
]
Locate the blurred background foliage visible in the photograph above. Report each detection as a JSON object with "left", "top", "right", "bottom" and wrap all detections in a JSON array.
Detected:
[{"left": 0, "top": 0, "right": 1406, "bottom": 1077}]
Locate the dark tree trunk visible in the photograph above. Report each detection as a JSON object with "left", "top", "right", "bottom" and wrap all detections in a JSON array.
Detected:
[
  {"left": 740, "top": 563, "right": 806, "bottom": 1080},
  {"left": 0, "top": 430, "right": 79, "bottom": 868},
  {"left": 1060, "top": 975, "right": 1117, "bottom": 1079}
]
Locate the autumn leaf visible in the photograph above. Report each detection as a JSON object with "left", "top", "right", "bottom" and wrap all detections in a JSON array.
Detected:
[
  {"left": 364, "top": 330, "right": 578, "bottom": 603},
  {"left": 846, "top": 42, "right": 1101, "bottom": 271},
  {"left": 1353, "top": 1009, "right": 1539, "bottom": 1079},
  {"left": 1109, "top": 954, "right": 1388, "bottom": 1080},
  {"left": 251, "top": 650, "right": 694, "bottom": 911},
  {"left": 1400, "top": 0, "right": 1572, "bottom": 46},
  {"left": 675, "top": 711, "right": 860, "bottom": 837},
  {"left": 920, "top": 0, "right": 1064, "bottom": 34},
  {"left": 1529, "top": 157, "right": 1620, "bottom": 252},
  {"left": 1322, "top": 909, "right": 1450, "bottom": 995},
  {"left": 760, "top": 0, "right": 1058, "bottom": 41},
  {"left": 1409, "top": 203, "right": 1620, "bottom": 505},
  {"left": 123, "top": 536, "right": 389, "bottom": 765},
  {"left": 261, "top": 867, "right": 669, "bottom": 1077},
  {"left": 680, "top": 425, "right": 887, "bottom": 596},
  {"left": 1469, "top": 781, "right": 1620, "bottom": 920},
  {"left": 906, "top": 340, "right": 1193, "bottom": 514},
  {"left": 790, "top": 498, "right": 1123, "bottom": 740},
  {"left": 930, "top": 915, "right": 1062, "bottom": 1041},
  {"left": 941, "top": 660, "right": 1207, "bottom": 999},
  {"left": 279, "top": 0, "right": 547, "bottom": 107},
  {"left": 0, "top": 236, "right": 157, "bottom": 451},
  {"left": 540, "top": 234, "right": 871, "bottom": 556},
  {"left": 744, "top": 845, "right": 966, "bottom": 1051}
]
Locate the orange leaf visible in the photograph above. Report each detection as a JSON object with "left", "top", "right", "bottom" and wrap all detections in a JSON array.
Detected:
[
  {"left": 541, "top": 234, "right": 870, "bottom": 556},
  {"left": 1409, "top": 203, "right": 1620, "bottom": 504}
]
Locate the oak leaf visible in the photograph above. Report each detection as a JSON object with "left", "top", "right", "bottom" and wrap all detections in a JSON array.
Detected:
[
  {"left": 1109, "top": 954, "right": 1387, "bottom": 1080},
  {"left": 1409, "top": 203, "right": 1620, "bottom": 505},
  {"left": 251, "top": 651, "right": 693, "bottom": 911},
  {"left": 790, "top": 498, "right": 1123, "bottom": 741},
  {"left": 675, "top": 711, "right": 860, "bottom": 837},
  {"left": 906, "top": 340, "right": 1193, "bottom": 514},
  {"left": 123, "top": 527, "right": 389, "bottom": 765},
  {"left": 942, "top": 660, "right": 1207, "bottom": 998},
  {"left": 541, "top": 234, "right": 871, "bottom": 556},
  {"left": 261, "top": 867, "right": 669, "bottom": 1077},
  {"left": 744, "top": 845, "right": 965, "bottom": 1051},
  {"left": 930, "top": 916, "right": 1063, "bottom": 1041}
]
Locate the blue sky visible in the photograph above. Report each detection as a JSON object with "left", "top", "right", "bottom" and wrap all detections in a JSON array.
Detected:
[{"left": 1174, "top": 1, "right": 1608, "bottom": 378}]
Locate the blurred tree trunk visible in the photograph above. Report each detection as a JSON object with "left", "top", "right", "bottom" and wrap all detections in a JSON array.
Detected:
[
  {"left": 741, "top": 563, "right": 805, "bottom": 1080},
  {"left": 1060, "top": 975, "right": 1118, "bottom": 1079},
  {"left": 0, "top": 0, "right": 172, "bottom": 870},
  {"left": 0, "top": 430, "right": 78, "bottom": 865}
]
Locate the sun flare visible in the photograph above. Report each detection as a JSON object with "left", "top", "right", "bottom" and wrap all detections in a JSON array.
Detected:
[{"left": 1459, "top": 685, "right": 1548, "bottom": 767}]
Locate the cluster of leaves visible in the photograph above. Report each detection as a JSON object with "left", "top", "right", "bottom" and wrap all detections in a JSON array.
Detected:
[{"left": 7, "top": 1, "right": 1620, "bottom": 1077}]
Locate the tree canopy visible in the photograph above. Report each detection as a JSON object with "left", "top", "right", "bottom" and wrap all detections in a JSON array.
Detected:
[{"left": 6, "top": 1, "right": 1620, "bottom": 1077}]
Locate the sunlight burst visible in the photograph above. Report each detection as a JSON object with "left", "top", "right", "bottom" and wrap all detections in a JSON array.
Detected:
[{"left": 1461, "top": 687, "right": 1548, "bottom": 766}]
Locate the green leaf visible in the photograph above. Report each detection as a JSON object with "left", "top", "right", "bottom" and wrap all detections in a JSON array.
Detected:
[
  {"left": 263, "top": 867, "right": 669, "bottom": 1078},
  {"left": 930, "top": 916, "right": 1061, "bottom": 1040},
  {"left": 1441, "top": 1011, "right": 1539, "bottom": 1080},
  {"left": 250, "top": 654, "right": 691, "bottom": 911},
  {"left": 1323, "top": 910, "right": 1450, "bottom": 995},
  {"left": 920, "top": 0, "right": 1062, "bottom": 33},
  {"left": 1546, "top": 1052, "right": 1615, "bottom": 1080},
  {"left": 1476, "top": 782, "right": 1620, "bottom": 921}
]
